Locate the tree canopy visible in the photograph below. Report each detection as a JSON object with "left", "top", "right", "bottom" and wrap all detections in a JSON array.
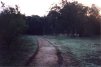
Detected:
[
  {"left": 0, "top": 2, "right": 27, "bottom": 45},
  {"left": 26, "top": 1, "right": 101, "bottom": 37}
]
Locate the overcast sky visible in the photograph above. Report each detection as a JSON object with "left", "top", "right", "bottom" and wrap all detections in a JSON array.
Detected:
[{"left": 0, "top": 0, "right": 101, "bottom": 16}]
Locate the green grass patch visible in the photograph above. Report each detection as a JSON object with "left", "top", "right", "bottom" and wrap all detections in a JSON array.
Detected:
[
  {"left": 45, "top": 36, "right": 101, "bottom": 67},
  {"left": 8, "top": 35, "right": 38, "bottom": 66}
]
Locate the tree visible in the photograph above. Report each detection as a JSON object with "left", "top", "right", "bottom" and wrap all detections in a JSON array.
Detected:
[
  {"left": 25, "top": 1, "right": 101, "bottom": 37},
  {"left": 59, "top": 1, "right": 88, "bottom": 35},
  {"left": 0, "top": 2, "right": 27, "bottom": 65},
  {"left": 26, "top": 15, "right": 44, "bottom": 35},
  {"left": 0, "top": 2, "right": 27, "bottom": 47},
  {"left": 58, "top": 1, "right": 101, "bottom": 36},
  {"left": 47, "top": 10, "right": 60, "bottom": 34}
]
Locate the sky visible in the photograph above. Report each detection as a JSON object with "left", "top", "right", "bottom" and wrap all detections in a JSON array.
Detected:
[{"left": 0, "top": 0, "right": 101, "bottom": 16}]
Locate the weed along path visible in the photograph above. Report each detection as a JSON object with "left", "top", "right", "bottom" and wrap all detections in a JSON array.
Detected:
[{"left": 25, "top": 37, "right": 80, "bottom": 67}]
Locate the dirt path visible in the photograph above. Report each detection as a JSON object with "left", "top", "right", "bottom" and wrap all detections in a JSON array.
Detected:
[
  {"left": 25, "top": 37, "right": 80, "bottom": 67},
  {"left": 27, "top": 38, "right": 61, "bottom": 67}
]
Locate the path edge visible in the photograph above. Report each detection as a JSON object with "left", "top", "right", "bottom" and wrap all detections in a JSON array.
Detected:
[{"left": 24, "top": 38, "right": 39, "bottom": 66}]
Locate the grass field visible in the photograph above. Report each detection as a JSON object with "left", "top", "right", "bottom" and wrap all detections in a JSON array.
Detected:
[
  {"left": 10, "top": 35, "right": 38, "bottom": 66},
  {"left": 45, "top": 36, "right": 101, "bottom": 67},
  {"left": 0, "top": 35, "right": 37, "bottom": 66},
  {"left": 1, "top": 35, "right": 100, "bottom": 67}
]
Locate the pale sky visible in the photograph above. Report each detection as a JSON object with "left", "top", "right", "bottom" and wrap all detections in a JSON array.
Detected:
[{"left": 0, "top": 0, "right": 101, "bottom": 16}]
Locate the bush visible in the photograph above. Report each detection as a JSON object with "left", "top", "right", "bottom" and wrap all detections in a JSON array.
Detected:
[{"left": 0, "top": 5, "right": 27, "bottom": 47}]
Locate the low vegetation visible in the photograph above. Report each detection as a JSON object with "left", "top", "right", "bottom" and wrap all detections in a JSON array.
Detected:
[
  {"left": 46, "top": 36, "right": 101, "bottom": 67},
  {"left": 0, "top": 35, "right": 37, "bottom": 66}
]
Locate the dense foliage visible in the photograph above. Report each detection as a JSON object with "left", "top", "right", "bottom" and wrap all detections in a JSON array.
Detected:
[
  {"left": 0, "top": 3, "right": 27, "bottom": 46},
  {"left": 0, "top": 1, "right": 100, "bottom": 44},
  {"left": 26, "top": 1, "right": 101, "bottom": 37},
  {"left": 0, "top": 2, "right": 27, "bottom": 65}
]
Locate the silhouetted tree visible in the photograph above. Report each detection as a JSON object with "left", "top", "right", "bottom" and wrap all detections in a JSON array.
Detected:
[
  {"left": 47, "top": 10, "right": 60, "bottom": 34},
  {"left": 46, "top": 1, "right": 101, "bottom": 36},
  {"left": 0, "top": 2, "right": 27, "bottom": 47},
  {"left": 25, "top": 1, "right": 101, "bottom": 37},
  {"left": 26, "top": 15, "right": 44, "bottom": 35}
]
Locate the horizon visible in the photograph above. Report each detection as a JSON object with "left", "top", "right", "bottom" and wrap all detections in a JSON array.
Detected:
[{"left": 0, "top": 0, "right": 101, "bottom": 16}]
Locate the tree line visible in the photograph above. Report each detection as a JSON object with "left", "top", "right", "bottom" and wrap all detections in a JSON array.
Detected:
[
  {"left": 26, "top": 1, "right": 101, "bottom": 37},
  {"left": 0, "top": 1, "right": 101, "bottom": 46}
]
